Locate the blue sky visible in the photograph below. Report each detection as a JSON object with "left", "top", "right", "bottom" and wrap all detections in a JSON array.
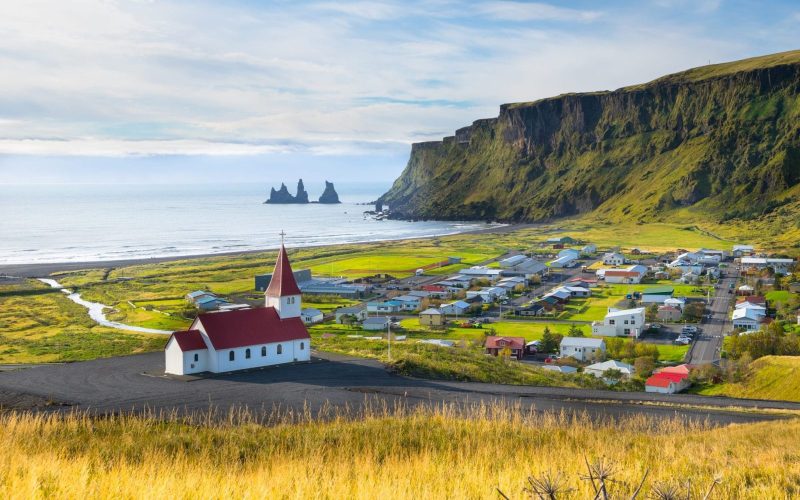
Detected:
[{"left": 0, "top": 0, "right": 798, "bottom": 185}]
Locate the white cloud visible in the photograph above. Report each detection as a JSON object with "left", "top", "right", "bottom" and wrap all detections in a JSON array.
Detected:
[
  {"left": 0, "top": 0, "right": 791, "bottom": 161},
  {"left": 478, "top": 1, "right": 602, "bottom": 22}
]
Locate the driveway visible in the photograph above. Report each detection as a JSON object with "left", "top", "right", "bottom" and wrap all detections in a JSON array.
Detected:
[{"left": 1, "top": 351, "right": 797, "bottom": 425}]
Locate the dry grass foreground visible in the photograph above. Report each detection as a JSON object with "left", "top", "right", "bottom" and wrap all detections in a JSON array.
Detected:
[{"left": 0, "top": 403, "right": 798, "bottom": 499}]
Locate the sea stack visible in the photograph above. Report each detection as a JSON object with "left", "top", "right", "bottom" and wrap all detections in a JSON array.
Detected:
[
  {"left": 295, "top": 179, "right": 309, "bottom": 203},
  {"left": 318, "top": 181, "right": 341, "bottom": 204},
  {"left": 265, "top": 183, "right": 297, "bottom": 204}
]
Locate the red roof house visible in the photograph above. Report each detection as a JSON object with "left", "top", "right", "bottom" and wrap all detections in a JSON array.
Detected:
[
  {"left": 645, "top": 371, "right": 690, "bottom": 394},
  {"left": 484, "top": 336, "right": 526, "bottom": 359}
]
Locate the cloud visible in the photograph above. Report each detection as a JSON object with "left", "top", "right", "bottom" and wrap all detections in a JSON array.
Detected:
[
  {"left": 0, "top": 0, "right": 794, "bottom": 167},
  {"left": 477, "top": 1, "right": 603, "bottom": 22}
]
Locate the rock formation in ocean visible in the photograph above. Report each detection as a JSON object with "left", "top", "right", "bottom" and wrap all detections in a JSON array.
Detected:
[
  {"left": 265, "top": 183, "right": 297, "bottom": 204},
  {"left": 295, "top": 179, "right": 309, "bottom": 203},
  {"left": 318, "top": 181, "right": 341, "bottom": 204}
]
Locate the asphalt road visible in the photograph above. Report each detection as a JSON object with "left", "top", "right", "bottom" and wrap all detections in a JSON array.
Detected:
[
  {"left": 686, "top": 269, "right": 739, "bottom": 365},
  {"left": 1, "top": 352, "right": 797, "bottom": 424}
]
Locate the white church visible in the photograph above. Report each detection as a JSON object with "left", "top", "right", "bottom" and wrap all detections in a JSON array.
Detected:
[{"left": 165, "top": 240, "right": 311, "bottom": 375}]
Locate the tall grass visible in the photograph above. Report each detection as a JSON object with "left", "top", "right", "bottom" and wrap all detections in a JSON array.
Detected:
[{"left": 0, "top": 403, "right": 798, "bottom": 498}]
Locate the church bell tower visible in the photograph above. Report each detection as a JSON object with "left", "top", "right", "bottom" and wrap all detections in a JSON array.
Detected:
[{"left": 264, "top": 232, "right": 302, "bottom": 319}]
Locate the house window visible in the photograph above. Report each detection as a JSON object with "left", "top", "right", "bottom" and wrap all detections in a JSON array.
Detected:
[
  {"left": 229, "top": 351, "right": 235, "bottom": 361},
  {"left": 300, "top": 342, "right": 305, "bottom": 350},
  {"left": 193, "top": 353, "right": 198, "bottom": 362},
  {"left": 624, "top": 329, "right": 631, "bottom": 335},
  {"left": 245, "top": 348, "right": 251, "bottom": 359},
  {"left": 624, "top": 320, "right": 629, "bottom": 325},
  {"left": 609, "top": 319, "right": 615, "bottom": 325},
  {"left": 631, "top": 320, "right": 636, "bottom": 325},
  {"left": 261, "top": 346, "right": 267, "bottom": 357},
  {"left": 277, "top": 344, "right": 283, "bottom": 355}
]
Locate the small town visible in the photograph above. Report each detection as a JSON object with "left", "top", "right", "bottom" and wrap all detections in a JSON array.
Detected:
[{"left": 178, "top": 236, "right": 799, "bottom": 395}]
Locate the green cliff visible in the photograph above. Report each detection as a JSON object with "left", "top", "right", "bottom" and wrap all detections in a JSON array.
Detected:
[{"left": 379, "top": 50, "right": 800, "bottom": 232}]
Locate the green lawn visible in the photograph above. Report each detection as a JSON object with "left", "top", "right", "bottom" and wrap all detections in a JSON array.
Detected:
[
  {"left": 0, "top": 281, "right": 166, "bottom": 363},
  {"left": 695, "top": 356, "right": 800, "bottom": 402},
  {"left": 765, "top": 290, "right": 790, "bottom": 303}
]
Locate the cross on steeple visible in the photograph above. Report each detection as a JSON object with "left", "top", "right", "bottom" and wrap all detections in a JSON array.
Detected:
[{"left": 279, "top": 230, "right": 286, "bottom": 246}]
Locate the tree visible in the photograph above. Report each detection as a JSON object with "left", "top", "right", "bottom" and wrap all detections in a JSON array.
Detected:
[
  {"left": 645, "top": 303, "right": 659, "bottom": 322},
  {"left": 602, "top": 368, "right": 624, "bottom": 384},
  {"left": 568, "top": 323, "right": 585, "bottom": 337},
  {"left": 540, "top": 327, "right": 558, "bottom": 353},
  {"left": 633, "top": 356, "right": 655, "bottom": 378},
  {"left": 682, "top": 301, "right": 705, "bottom": 322}
]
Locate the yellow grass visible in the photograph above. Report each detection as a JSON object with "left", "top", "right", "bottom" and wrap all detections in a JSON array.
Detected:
[{"left": 0, "top": 405, "right": 797, "bottom": 498}]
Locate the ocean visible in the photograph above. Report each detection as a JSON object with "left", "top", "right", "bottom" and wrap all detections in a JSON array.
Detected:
[{"left": 0, "top": 183, "right": 497, "bottom": 264}]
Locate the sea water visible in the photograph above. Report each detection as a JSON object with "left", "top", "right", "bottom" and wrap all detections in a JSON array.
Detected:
[{"left": 0, "top": 183, "right": 497, "bottom": 264}]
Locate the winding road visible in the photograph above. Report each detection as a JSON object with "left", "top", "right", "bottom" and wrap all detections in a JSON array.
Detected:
[{"left": 1, "top": 351, "right": 797, "bottom": 424}]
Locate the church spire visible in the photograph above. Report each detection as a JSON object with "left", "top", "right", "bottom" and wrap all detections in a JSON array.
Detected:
[{"left": 265, "top": 233, "right": 301, "bottom": 298}]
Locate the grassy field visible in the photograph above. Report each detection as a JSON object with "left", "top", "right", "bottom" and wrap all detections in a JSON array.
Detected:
[
  {"left": 696, "top": 356, "right": 800, "bottom": 402},
  {"left": 0, "top": 282, "right": 166, "bottom": 363},
  {"left": 0, "top": 406, "right": 798, "bottom": 498},
  {"left": 312, "top": 334, "right": 604, "bottom": 388}
]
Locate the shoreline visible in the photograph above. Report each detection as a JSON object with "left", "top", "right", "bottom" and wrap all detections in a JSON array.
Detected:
[{"left": 0, "top": 223, "right": 540, "bottom": 278}]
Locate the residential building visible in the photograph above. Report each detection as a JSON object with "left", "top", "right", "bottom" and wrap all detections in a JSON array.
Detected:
[
  {"left": 514, "top": 303, "right": 545, "bottom": 317},
  {"left": 732, "top": 245, "right": 755, "bottom": 257},
  {"left": 419, "top": 308, "right": 445, "bottom": 327},
  {"left": 553, "top": 286, "right": 591, "bottom": 298},
  {"left": 165, "top": 243, "right": 310, "bottom": 376},
  {"left": 300, "top": 308, "right": 323, "bottom": 325},
  {"left": 393, "top": 295, "right": 422, "bottom": 311},
  {"left": 484, "top": 336, "right": 525, "bottom": 359},
  {"left": 592, "top": 307, "right": 646, "bottom": 338},
  {"left": 600, "top": 265, "right": 646, "bottom": 284},
  {"left": 362, "top": 317, "right": 391, "bottom": 331},
  {"left": 640, "top": 286, "right": 674, "bottom": 304},
  {"left": 335, "top": 306, "right": 367, "bottom": 324},
  {"left": 559, "top": 337, "right": 606, "bottom": 362},
  {"left": 440, "top": 300, "right": 471, "bottom": 315},
  {"left": 584, "top": 360, "right": 634, "bottom": 381},
  {"left": 657, "top": 305, "right": 682, "bottom": 322},
  {"left": 366, "top": 300, "right": 402, "bottom": 313},
  {"left": 646, "top": 371, "right": 690, "bottom": 394},
  {"left": 581, "top": 244, "right": 597, "bottom": 256},
  {"left": 602, "top": 252, "right": 625, "bottom": 266},
  {"left": 732, "top": 305, "right": 767, "bottom": 330},
  {"left": 740, "top": 257, "right": 796, "bottom": 274}
]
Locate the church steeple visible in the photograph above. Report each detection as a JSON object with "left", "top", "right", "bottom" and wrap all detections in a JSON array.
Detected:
[{"left": 265, "top": 232, "right": 301, "bottom": 318}]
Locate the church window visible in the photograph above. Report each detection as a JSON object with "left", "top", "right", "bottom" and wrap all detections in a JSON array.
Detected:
[
  {"left": 261, "top": 346, "right": 267, "bottom": 357},
  {"left": 194, "top": 353, "right": 198, "bottom": 362},
  {"left": 245, "top": 348, "right": 251, "bottom": 359},
  {"left": 229, "top": 351, "right": 235, "bottom": 361},
  {"left": 300, "top": 342, "right": 305, "bottom": 350},
  {"left": 277, "top": 344, "right": 283, "bottom": 355}
]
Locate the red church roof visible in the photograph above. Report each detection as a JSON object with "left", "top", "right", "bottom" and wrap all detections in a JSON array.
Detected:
[
  {"left": 170, "top": 330, "right": 207, "bottom": 351},
  {"left": 265, "top": 244, "right": 302, "bottom": 297},
  {"left": 194, "top": 307, "right": 309, "bottom": 350}
]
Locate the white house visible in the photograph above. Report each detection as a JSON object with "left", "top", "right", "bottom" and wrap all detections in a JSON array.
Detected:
[
  {"left": 592, "top": 307, "right": 646, "bottom": 338},
  {"left": 393, "top": 295, "right": 422, "bottom": 311},
  {"left": 732, "top": 244, "right": 755, "bottom": 257},
  {"left": 335, "top": 306, "right": 368, "bottom": 324},
  {"left": 602, "top": 252, "right": 625, "bottom": 266},
  {"left": 581, "top": 244, "right": 597, "bottom": 256},
  {"left": 559, "top": 337, "right": 606, "bottom": 362},
  {"left": 599, "top": 265, "right": 647, "bottom": 284},
  {"left": 440, "top": 300, "right": 471, "bottom": 315},
  {"left": 549, "top": 253, "right": 578, "bottom": 268},
  {"left": 367, "top": 300, "right": 402, "bottom": 313},
  {"left": 362, "top": 317, "right": 391, "bottom": 331},
  {"left": 740, "top": 257, "right": 796, "bottom": 274},
  {"left": 584, "top": 360, "right": 634, "bottom": 381},
  {"left": 732, "top": 305, "right": 766, "bottom": 330},
  {"left": 165, "top": 243, "right": 311, "bottom": 376},
  {"left": 300, "top": 308, "right": 324, "bottom": 325},
  {"left": 499, "top": 254, "right": 527, "bottom": 268}
]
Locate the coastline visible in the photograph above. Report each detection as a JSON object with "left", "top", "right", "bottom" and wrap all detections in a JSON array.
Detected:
[{"left": 0, "top": 223, "right": 539, "bottom": 278}]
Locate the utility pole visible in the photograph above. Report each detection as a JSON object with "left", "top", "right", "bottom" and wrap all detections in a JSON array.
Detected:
[{"left": 387, "top": 320, "right": 391, "bottom": 360}]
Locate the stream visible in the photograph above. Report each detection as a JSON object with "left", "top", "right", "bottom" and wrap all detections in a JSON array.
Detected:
[{"left": 38, "top": 278, "right": 172, "bottom": 335}]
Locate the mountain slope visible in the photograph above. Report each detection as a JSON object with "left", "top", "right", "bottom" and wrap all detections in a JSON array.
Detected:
[{"left": 379, "top": 50, "right": 800, "bottom": 239}]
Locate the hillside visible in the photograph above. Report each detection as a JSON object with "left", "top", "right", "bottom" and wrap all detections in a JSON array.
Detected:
[
  {"left": 698, "top": 355, "right": 800, "bottom": 402},
  {"left": 379, "top": 50, "right": 800, "bottom": 247}
]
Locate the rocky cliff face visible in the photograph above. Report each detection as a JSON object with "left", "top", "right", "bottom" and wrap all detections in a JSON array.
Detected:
[
  {"left": 295, "top": 179, "right": 309, "bottom": 203},
  {"left": 318, "top": 181, "right": 341, "bottom": 204},
  {"left": 378, "top": 50, "right": 800, "bottom": 225},
  {"left": 265, "top": 183, "right": 297, "bottom": 204}
]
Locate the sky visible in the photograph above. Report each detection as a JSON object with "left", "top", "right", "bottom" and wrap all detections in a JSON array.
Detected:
[{"left": 0, "top": 0, "right": 798, "bottom": 185}]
